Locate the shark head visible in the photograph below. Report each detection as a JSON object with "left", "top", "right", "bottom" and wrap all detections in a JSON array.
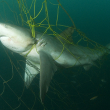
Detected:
[{"left": 0, "top": 23, "right": 35, "bottom": 54}]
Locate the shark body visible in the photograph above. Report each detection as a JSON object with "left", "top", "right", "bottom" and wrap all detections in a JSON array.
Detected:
[{"left": 0, "top": 23, "right": 109, "bottom": 103}]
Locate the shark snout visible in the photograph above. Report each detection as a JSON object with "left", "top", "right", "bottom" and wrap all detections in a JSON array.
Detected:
[{"left": 0, "top": 23, "right": 6, "bottom": 28}]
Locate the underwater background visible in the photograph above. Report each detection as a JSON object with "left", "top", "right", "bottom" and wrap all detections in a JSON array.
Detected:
[{"left": 0, "top": 0, "right": 110, "bottom": 110}]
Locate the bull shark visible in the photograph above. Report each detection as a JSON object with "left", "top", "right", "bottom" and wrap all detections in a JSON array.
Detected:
[{"left": 0, "top": 23, "right": 109, "bottom": 103}]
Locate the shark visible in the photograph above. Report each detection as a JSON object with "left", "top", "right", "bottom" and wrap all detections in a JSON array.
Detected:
[{"left": 0, "top": 23, "right": 110, "bottom": 103}]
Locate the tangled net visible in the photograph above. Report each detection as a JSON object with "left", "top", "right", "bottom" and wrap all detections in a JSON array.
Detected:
[{"left": 0, "top": 0, "right": 109, "bottom": 110}]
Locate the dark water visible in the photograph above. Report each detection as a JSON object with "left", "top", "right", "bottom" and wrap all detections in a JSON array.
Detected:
[{"left": 0, "top": 0, "right": 110, "bottom": 110}]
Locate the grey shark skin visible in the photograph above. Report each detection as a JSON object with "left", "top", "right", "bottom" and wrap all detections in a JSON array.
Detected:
[{"left": 0, "top": 23, "right": 109, "bottom": 103}]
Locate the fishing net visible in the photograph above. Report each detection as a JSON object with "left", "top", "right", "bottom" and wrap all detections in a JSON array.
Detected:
[{"left": 0, "top": 0, "right": 109, "bottom": 110}]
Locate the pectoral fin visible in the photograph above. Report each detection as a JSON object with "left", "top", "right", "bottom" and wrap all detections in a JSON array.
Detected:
[
  {"left": 24, "top": 60, "right": 39, "bottom": 88},
  {"left": 39, "top": 51, "right": 57, "bottom": 103}
]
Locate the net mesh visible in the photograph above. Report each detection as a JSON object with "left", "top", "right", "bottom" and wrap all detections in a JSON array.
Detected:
[{"left": 0, "top": 0, "right": 109, "bottom": 110}]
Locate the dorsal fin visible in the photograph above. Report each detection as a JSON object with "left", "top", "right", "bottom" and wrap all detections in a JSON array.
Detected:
[{"left": 57, "top": 26, "right": 74, "bottom": 43}]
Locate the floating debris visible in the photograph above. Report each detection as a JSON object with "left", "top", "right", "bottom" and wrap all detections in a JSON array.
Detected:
[{"left": 90, "top": 96, "right": 98, "bottom": 100}]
